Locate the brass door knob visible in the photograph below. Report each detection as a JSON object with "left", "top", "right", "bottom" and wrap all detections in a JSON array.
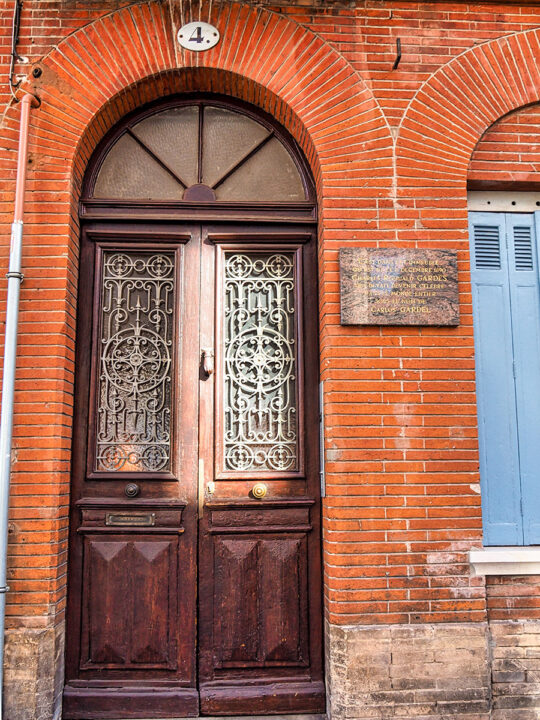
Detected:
[{"left": 252, "top": 482, "right": 268, "bottom": 499}]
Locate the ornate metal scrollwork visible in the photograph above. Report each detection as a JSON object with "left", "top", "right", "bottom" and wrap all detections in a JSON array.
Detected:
[
  {"left": 95, "top": 252, "right": 175, "bottom": 472},
  {"left": 224, "top": 252, "right": 298, "bottom": 472}
]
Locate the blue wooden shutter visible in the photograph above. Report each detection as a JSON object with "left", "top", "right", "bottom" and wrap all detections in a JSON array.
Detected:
[
  {"left": 469, "top": 212, "right": 523, "bottom": 545},
  {"left": 510, "top": 214, "right": 540, "bottom": 544}
]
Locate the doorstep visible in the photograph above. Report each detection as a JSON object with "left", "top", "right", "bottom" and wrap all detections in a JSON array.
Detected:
[{"left": 107, "top": 717, "right": 326, "bottom": 720}]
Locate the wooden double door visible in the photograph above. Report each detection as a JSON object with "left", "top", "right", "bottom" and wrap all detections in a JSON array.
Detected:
[{"left": 63, "top": 223, "right": 324, "bottom": 719}]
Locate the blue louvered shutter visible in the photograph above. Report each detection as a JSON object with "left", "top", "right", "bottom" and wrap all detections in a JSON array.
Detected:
[
  {"left": 469, "top": 212, "right": 523, "bottom": 545},
  {"left": 509, "top": 214, "right": 540, "bottom": 544}
]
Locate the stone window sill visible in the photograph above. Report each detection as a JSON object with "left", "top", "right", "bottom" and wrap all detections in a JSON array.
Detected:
[{"left": 469, "top": 547, "right": 540, "bottom": 576}]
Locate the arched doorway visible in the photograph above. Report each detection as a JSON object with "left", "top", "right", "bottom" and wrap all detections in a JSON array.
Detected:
[{"left": 63, "top": 96, "right": 324, "bottom": 719}]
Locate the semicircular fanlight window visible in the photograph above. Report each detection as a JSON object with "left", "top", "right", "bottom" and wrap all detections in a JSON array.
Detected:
[{"left": 92, "top": 104, "right": 307, "bottom": 202}]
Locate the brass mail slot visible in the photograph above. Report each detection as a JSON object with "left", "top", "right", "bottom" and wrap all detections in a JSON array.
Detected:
[{"left": 105, "top": 512, "right": 155, "bottom": 527}]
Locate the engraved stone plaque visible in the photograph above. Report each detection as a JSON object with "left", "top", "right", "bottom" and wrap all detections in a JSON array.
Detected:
[{"left": 340, "top": 248, "right": 459, "bottom": 326}]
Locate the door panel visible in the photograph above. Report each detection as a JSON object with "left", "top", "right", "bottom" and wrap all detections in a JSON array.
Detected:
[
  {"left": 211, "top": 528, "right": 309, "bottom": 668},
  {"left": 214, "top": 536, "right": 260, "bottom": 664},
  {"left": 88, "top": 248, "right": 177, "bottom": 477},
  {"left": 215, "top": 246, "right": 304, "bottom": 479},
  {"left": 80, "top": 534, "right": 177, "bottom": 670},
  {"left": 84, "top": 539, "right": 131, "bottom": 666},
  {"left": 64, "top": 227, "right": 200, "bottom": 719},
  {"left": 260, "top": 536, "right": 305, "bottom": 664},
  {"left": 198, "top": 229, "right": 324, "bottom": 715}
]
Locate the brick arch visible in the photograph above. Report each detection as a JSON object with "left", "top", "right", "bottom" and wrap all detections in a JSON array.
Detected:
[
  {"left": 396, "top": 27, "right": 540, "bottom": 214},
  {"left": 73, "top": 68, "right": 323, "bottom": 204},
  {"left": 18, "top": 0, "right": 392, "bottom": 213},
  {"left": 468, "top": 101, "right": 540, "bottom": 188}
]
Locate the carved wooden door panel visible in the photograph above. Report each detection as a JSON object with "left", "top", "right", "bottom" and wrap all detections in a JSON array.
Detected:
[
  {"left": 64, "top": 225, "right": 201, "bottom": 719},
  {"left": 63, "top": 224, "right": 323, "bottom": 719},
  {"left": 198, "top": 227, "right": 324, "bottom": 714}
]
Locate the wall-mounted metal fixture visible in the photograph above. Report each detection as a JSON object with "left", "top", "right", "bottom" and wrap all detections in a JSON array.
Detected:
[
  {"left": 392, "top": 38, "right": 402, "bottom": 70},
  {"left": 9, "top": 0, "right": 29, "bottom": 100},
  {"left": 201, "top": 347, "right": 214, "bottom": 377},
  {"left": 0, "top": 90, "right": 40, "bottom": 720}
]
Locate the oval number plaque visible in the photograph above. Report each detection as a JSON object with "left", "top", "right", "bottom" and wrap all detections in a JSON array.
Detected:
[{"left": 178, "top": 22, "right": 220, "bottom": 51}]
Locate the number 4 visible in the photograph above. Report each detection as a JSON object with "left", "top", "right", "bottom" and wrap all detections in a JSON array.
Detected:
[{"left": 189, "top": 26, "right": 204, "bottom": 43}]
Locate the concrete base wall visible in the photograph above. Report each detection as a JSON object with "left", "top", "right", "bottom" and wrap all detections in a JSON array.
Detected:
[
  {"left": 326, "top": 621, "right": 540, "bottom": 720},
  {"left": 491, "top": 621, "right": 540, "bottom": 720},
  {"left": 3, "top": 621, "right": 540, "bottom": 720},
  {"left": 4, "top": 625, "right": 64, "bottom": 720}
]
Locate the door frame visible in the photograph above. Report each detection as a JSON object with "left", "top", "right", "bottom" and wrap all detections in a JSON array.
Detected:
[{"left": 63, "top": 94, "right": 322, "bottom": 719}]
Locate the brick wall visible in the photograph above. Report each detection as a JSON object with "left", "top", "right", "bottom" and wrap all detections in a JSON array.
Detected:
[
  {"left": 1, "top": 1, "right": 540, "bottom": 718},
  {"left": 485, "top": 575, "right": 540, "bottom": 619},
  {"left": 470, "top": 104, "right": 540, "bottom": 188}
]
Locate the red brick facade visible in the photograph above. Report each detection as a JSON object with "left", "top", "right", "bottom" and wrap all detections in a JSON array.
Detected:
[{"left": 1, "top": 1, "right": 540, "bottom": 718}]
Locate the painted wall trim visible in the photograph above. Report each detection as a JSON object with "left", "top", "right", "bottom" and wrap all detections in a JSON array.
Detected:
[
  {"left": 468, "top": 192, "right": 540, "bottom": 213},
  {"left": 470, "top": 547, "right": 540, "bottom": 575}
]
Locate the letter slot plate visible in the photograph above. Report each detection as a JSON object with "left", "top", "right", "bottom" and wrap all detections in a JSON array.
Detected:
[{"left": 105, "top": 512, "right": 155, "bottom": 527}]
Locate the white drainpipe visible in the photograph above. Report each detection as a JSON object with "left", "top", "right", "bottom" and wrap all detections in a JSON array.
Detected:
[{"left": 0, "top": 91, "right": 39, "bottom": 717}]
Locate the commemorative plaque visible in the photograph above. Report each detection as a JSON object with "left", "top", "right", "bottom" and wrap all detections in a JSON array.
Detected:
[{"left": 340, "top": 248, "right": 459, "bottom": 326}]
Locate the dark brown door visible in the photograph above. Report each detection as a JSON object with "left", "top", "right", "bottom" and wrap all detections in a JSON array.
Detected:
[{"left": 63, "top": 222, "right": 324, "bottom": 719}]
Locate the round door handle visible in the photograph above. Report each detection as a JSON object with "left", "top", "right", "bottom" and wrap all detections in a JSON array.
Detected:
[
  {"left": 252, "top": 482, "right": 268, "bottom": 499},
  {"left": 125, "top": 483, "right": 140, "bottom": 498}
]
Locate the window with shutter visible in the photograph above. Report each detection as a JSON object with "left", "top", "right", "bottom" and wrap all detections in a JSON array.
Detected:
[{"left": 469, "top": 212, "right": 540, "bottom": 546}]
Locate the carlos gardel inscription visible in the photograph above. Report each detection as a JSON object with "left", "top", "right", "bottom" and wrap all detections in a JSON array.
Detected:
[{"left": 340, "top": 248, "right": 459, "bottom": 326}]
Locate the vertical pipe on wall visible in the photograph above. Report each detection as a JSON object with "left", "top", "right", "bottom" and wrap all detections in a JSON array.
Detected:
[{"left": 0, "top": 91, "right": 38, "bottom": 717}]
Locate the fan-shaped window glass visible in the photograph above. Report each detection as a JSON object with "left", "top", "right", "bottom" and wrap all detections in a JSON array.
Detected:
[{"left": 92, "top": 103, "right": 307, "bottom": 202}]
